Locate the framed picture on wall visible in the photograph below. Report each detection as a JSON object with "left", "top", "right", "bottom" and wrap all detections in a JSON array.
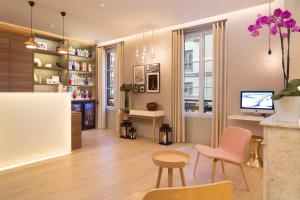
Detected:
[
  {"left": 133, "top": 65, "right": 145, "bottom": 84},
  {"left": 132, "top": 84, "right": 140, "bottom": 93},
  {"left": 146, "top": 63, "right": 160, "bottom": 72},
  {"left": 139, "top": 85, "right": 145, "bottom": 93},
  {"left": 147, "top": 72, "right": 160, "bottom": 93}
]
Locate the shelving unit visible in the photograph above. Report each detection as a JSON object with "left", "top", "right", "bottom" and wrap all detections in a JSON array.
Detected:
[
  {"left": 32, "top": 35, "right": 97, "bottom": 100},
  {"left": 67, "top": 40, "right": 97, "bottom": 101},
  {"left": 32, "top": 33, "right": 97, "bottom": 130},
  {"left": 33, "top": 35, "right": 68, "bottom": 93}
]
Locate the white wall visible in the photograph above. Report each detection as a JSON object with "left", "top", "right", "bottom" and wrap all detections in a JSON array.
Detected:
[
  {"left": 0, "top": 93, "right": 71, "bottom": 171},
  {"left": 285, "top": 0, "right": 300, "bottom": 79},
  {"left": 105, "top": 0, "right": 300, "bottom": 143}
]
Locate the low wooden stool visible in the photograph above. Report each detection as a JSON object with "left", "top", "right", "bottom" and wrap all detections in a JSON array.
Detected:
[
  {"left": 152, "top": 150, "right": 190, "bottom": 188},
  {"left": 246, "top": 135, "right": 263, "bottom": 168}
]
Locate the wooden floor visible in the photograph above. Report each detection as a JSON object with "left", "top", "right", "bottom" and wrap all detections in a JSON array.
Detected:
[{"left": 0, "top": 129, "right": 262, "bottom": 200}]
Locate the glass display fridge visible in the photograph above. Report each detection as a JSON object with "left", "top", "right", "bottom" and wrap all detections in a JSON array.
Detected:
[{"left": 71, "top": 100, "right": 96, "bottom": 130}]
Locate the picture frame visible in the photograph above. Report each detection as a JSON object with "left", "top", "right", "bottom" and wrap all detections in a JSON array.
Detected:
[
  {"left": 133, "top": 65, "right": 145, "bottom": 84},
  {"left": 139, "top": 85, "right": 145, "bottom": 93},
  {"left": 146, "top": 63, "right": 160, "bottom": 72},
  {"left": 147, "top": 72, "right": 160, "bottom": 93},
  {"left": 132, "top": 84, "right": 139, "bottom": 93}
]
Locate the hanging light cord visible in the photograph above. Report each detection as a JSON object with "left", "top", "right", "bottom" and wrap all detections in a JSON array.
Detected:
[
  {"left": 268, "top": 0, "right": 272, "bottom": 55},
  {"left": 61, "top": 12, "right": 66, "bottom": 44},
  {"left": 28, "top": 1, "right": 35, "bottom": 38},
  {"left": 30, "top": 5, "right": 33, "bottom": 37},
  {"left": 62, "top": 13, "right": 65, "bottom": 44}
]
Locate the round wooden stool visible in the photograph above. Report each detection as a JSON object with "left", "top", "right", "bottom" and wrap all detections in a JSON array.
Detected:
[
  {"left": 152, "top": 150, "right": 190, "bottom": 188},
  {"left": 246, "top": 135, "right": 263, "bottom": 168}
]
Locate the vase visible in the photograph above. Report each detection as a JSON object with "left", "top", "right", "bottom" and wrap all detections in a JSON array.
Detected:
[
  {"left": 146, "top": 102, "right": 158, "bottom": 111},
  {"left": 125, "top": 91, "right": 129, "bottom": 110},
  {"left": 273, "top": 96, "right": 300, "bottom": 123}
]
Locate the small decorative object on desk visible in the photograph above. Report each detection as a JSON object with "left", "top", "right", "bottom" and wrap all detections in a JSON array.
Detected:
[
  {"left": 159, "top": 123, "right": 172, "bottom": 145},
  {"left": 146, "top": 102, "right": 158, "bottom": 111},
  {"left": 128, "top": 127, "right": 137, "bottom": 139},
  {"left": 248, "top": 8, "right": 300, "bottom": 123},
  {"left": 120, "top": 120, "right": 133, "bottom": 138}
]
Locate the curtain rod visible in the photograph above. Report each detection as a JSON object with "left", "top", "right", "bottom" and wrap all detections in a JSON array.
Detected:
[{"left": 173, "top": 19, "right": 228, "bottom": 32}]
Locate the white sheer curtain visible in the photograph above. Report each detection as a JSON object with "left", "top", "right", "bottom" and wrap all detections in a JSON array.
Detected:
[
  {"left": 115, "top": 42, "right": 124, "bottom": 132},
  {"left": 97, "top": 47, "right": 106, "bottom": 129},
  {"left": 171, "top": 30, "right": 186, "bottom": 143},
  {"left": 211, "top": 21, "right": 228, "bottom": 147}
]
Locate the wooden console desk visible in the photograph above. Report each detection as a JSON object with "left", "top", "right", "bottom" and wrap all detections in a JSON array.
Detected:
[{"left": 119, "top": 109, "right": 164, "bottom": 142}]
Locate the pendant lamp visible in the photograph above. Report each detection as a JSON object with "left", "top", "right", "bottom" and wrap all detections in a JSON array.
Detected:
[
  {"left": 57, "top": 11, "right": 68, "bottom": 54},
  {"left": 24, "top": 1, "right": 38, "bottom": 49}
]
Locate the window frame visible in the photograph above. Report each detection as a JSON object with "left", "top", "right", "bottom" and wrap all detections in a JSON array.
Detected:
[
  {"left": 105, "top": 47, "right": 116, "bottom": 110},
  {"left": 184, "top": 29, "right": 213, "bottom": 118}
]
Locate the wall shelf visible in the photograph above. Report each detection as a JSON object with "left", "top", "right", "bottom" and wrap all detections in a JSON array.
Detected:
[
  {"left": 34, "top": 49, "right": 64, "bottom": 56},
  {"left": 34, "top": 83, "right": 61, "bottom": 86},
  {"left": 69, "top": 84, "right": 95, "bottom": 87},
  {"left": 69, "top": 55, "right": 94, "bottom": 62},
  {"left": 34, "top": 66, "right": 66, "bottom": 71},
  {"left": 69, "top": 70, "right": 93, "bottom": 74}
]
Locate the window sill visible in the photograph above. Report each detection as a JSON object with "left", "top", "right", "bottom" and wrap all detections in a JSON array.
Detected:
[{"left": 185, "top": 113, "right": 212, "bottom": 119}]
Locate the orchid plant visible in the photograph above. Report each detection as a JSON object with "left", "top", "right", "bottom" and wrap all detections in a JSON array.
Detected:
[{"left": 248, "top": 8, "right": 300, "bottom": 89}]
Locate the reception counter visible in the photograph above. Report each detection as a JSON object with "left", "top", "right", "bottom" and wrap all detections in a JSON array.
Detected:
[
  {"left": 260, "top": 116, "right": 300, "bottom": 200},
  {"left": 0, "top": 93, "right": 71, "bottom": 171}
]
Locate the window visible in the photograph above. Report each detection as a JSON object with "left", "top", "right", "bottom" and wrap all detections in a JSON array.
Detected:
[
  {"left": 105, "top": 48, "right": 116, "bottom": 107},
  {"left": 184, "top": 30, "right": 213, "bottom": 115},
  {"left": 184, "top": 50, "right": 193, "bottom": 72}
]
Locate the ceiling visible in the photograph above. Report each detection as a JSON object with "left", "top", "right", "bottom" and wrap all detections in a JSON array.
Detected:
[{"left": 0, "top": 0, "right": 268, "bottom": 43}]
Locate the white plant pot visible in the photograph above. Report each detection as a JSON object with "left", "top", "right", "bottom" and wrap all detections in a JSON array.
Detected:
[{"left": 273, "top": 96, "right": 300, "bottom": 123}]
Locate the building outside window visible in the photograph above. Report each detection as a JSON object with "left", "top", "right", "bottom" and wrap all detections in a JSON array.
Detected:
[
  {"left": 105, "top": 48, "right": 116, "bottom": 107},
  {"left": 184, "top": 30, "right": 213, "bottom": 116}
]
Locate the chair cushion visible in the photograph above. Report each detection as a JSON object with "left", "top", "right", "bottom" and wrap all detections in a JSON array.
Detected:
[{"left": 195, "top": 144, "right": 244, "bottom": 164}]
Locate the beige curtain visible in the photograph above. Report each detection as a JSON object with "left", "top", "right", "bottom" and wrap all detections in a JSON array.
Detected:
[
  {"left": 97, "top": 47, "right": 106, "bottom": 129},
  {"left": 115, "top": 42, "right": 125, "bottom": 132},
  {"left": 211, "top": 21, "right": 228, "bottom": 147},
  {"left": 171, "top": 30, "right": 185, "bottom": 143}
]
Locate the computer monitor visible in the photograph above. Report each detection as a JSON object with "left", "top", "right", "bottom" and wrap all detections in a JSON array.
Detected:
[{"left": 240, "top": 91, "right": 274, "bottom": 114}]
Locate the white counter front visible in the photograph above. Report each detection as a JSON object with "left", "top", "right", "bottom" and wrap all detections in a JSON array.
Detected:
[{"left": 0, "top": 93, "right": 71, "bottom": 171}]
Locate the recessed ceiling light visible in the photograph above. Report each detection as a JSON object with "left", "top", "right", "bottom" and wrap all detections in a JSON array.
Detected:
[
  {"left": 100, "top": 3, "right": 104, "bottom": 7},
  {"left": 50, "top": 24, "right": 55, "bottom": 28}
]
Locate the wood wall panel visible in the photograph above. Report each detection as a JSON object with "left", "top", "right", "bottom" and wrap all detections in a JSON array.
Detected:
[
  {"left": 72, "top": 112, "right": 82, "bottom": 150},
  {"left": 10, "top": 28, "right": 33, "bottom": 92},
  {"left": 0, "top": 24, "right": 10, "bottom": 91}
]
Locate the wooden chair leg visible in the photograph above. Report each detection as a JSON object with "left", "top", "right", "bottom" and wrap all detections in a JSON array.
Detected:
[
  {"left": 179, "top": 168, "right": 186, "bottom": 186},
  {"left": 239, "top": 164, "right": 250, "bottom": 191},
  {"left": 221, "top": 161, "right": 225, "bottom": 173},
  {"left": 193, "top": 152, "right": 200, "bottom": 176},
  {"left": 156, "top": 167, "right": 163, "bottom": 188},
  {"left": 168, "top": 168, "right": 173, "bottom": 187},
  {"left": 211, "top": 159, "right": 217, "bottom": 183}
]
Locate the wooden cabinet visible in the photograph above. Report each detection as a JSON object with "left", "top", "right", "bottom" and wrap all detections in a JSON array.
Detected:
[
  {"left": 0, "top": 24, "right": 10, "bottom": 91},
  {"left": 10, "top": 27, "right": 33, "bottom": 92},
  {"left": 72, "top": 112, "right": 82, "bottom": 150},
  {"left": 0, "top": 24, "right": 33, "bottom": 92}
]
